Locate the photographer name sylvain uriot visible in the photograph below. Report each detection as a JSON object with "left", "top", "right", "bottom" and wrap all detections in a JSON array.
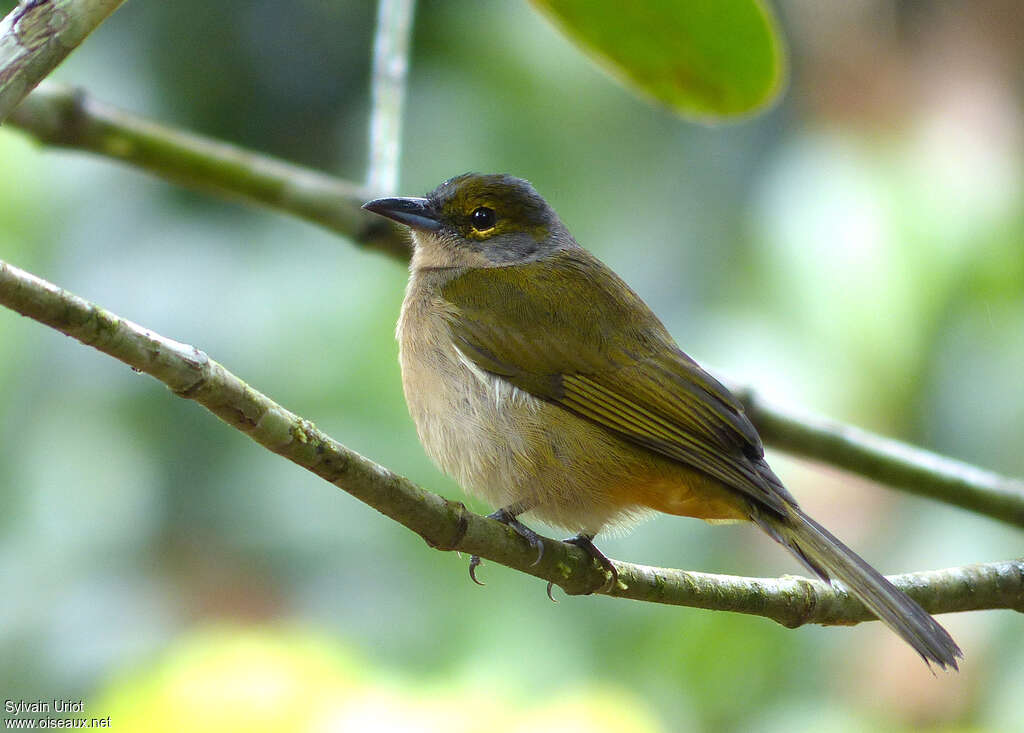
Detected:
[{"left": 5, "top": 699, "right": 85, "bottom": 715}]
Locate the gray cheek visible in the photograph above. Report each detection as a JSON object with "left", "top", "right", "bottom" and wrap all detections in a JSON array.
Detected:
[{"left": 485, "top": 234, "right": 544, "bottom": 263}]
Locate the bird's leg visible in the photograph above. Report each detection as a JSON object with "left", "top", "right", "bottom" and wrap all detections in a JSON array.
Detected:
[
  {"left": 546, "top": 533, "right": 619, "bottom": 597},
  {"left": 468, "top": 500, "right": 543, "bottom": 585}
]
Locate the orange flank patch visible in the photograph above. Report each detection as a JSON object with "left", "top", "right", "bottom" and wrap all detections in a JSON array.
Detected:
[{"left": 612, "top": 470, "right": 749, "bottom": 522}]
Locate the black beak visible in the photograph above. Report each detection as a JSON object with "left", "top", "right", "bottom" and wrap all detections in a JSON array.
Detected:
[{"left": 361, "top": 197, "right": 441, "bottom": 232}]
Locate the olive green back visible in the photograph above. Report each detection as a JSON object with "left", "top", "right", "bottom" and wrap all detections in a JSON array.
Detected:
[{"left": 441, "top": 247, "right": 795, "bottom": 514}]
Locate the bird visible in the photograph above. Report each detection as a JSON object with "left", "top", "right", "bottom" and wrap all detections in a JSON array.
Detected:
[{"left": 362, "top": 172, "right": 962, "bottom": 670}]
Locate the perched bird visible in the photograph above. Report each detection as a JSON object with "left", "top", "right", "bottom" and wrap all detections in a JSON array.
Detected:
[{"left": 362, "top": 173, "right": 961, "bottom": 670}]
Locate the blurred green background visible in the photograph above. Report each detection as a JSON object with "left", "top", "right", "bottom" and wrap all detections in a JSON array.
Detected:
[{"left": 1, "top": 1, "right": 1022, "bottom": 731}]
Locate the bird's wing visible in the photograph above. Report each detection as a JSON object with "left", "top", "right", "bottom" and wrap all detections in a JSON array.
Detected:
[{"left": 440, "top": 248, "right": 793, "bottom": 514}]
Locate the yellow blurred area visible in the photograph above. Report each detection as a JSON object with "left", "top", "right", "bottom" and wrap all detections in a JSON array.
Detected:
[{"left": 100, "top": 627, "right": 663, "bottom": 733}]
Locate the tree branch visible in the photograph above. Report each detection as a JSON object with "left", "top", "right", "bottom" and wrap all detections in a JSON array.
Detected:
[
  {"left": 1, "top": 257, "right": 1021, "bottom": 626},
  {"left": 367, "top": 0, "right": 415, "bottom": 195},
  {"left": 5, "top": 84, "right": 1024, "bottom": 528},
  {"left": 736, "top": 388, "right": 1024, "bottom": 529},
  {"left": 0, "top": 0, "right": 124, "bottom": 122},
  {"left": 7, "top": 82, "right": 411, "bottom": 259}
]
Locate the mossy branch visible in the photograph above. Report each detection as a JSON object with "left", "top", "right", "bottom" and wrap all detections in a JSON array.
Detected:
[
  {"left": 6, "top": 84, "right": 1024, "bottom": 529},
  {"left": 1, "top": 258, "right": 1022, "bottom": 627}
]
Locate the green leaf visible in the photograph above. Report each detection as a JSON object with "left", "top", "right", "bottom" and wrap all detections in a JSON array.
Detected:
[{"left": 531, "top": 0, "right": 787, "bottom": 120}]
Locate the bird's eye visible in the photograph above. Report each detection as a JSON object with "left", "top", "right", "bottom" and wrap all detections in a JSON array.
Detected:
[{"left": 470, "top": 207, "right": 496, "bottom": 231}]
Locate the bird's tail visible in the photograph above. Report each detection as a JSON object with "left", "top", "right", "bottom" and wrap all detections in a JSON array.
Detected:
[{"left": 753, "top": 505, "right": 962, "bottom": 670}]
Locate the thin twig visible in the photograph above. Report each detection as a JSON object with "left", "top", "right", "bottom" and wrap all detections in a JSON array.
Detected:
[
  {"left": 0, "top": 0, "right": 124, "bottom": 122},
  {"left": 6, "top": 84, "right": 1024, "bottom": 527},
  {"left": 367, "top": 0, "right": 415, "bottom": 195},
  {"left": 1, "top": 257, "right": 1021, "bottom": 625}
]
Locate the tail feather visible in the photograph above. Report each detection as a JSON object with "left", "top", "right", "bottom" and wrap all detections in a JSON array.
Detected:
[{"left": 754, "top": 506, "right": 962, "bottom": 671}]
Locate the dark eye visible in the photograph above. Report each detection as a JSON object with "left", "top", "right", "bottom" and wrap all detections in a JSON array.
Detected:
[{"left": 470, "top": 206, "right": 496, "bottom": 231}]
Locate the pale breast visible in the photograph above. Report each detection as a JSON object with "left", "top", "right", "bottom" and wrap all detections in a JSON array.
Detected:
[{"left": 397, "top": 272, "right": 534, "bottom": 510}]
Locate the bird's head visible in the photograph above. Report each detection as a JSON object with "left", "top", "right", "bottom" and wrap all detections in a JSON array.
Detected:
[{"left": 363, "top": 173, "right": 572, "bottom": 269}]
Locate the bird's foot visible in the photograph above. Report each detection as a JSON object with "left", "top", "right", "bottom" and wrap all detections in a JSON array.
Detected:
[
  {"left": 546, "top": 534, "right": 619, "bottom": 598},
  {"left": 468, "top": 507, "right": 545, "bottom": 585}
]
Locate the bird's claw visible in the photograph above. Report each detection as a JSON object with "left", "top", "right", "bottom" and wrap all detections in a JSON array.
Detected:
[
  {"left": 468, "top": 555, "right": 485, "bottom": 585},
  {"left": 544, "top": 536, "right": 618, "bottom": 600},
  {"left": 527, "top": 534, "right": 544, "bottom": 566},
  {"left": 565, "top": 534, "right": 618, "bottom": 593},
  {"left": 466, "top": 507, "right": 546, "bottom": 585},
  {"left": 488, "top": 507, "right": 545, "bottom": 564}
]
